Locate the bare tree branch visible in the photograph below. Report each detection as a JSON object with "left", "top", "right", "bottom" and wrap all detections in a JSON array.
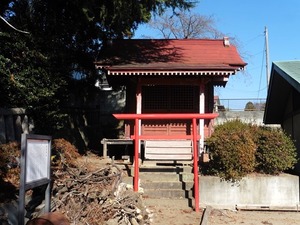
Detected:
[{"left": 148, "top": 11, "right": 224, "bottom": 39}]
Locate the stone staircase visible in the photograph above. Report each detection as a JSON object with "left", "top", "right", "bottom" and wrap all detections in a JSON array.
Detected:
[{"left": 122, "top": 161, "right": 195, "bottom": 200}]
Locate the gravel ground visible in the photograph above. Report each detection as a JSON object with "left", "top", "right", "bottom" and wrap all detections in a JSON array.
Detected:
[
  {"left": 142, "top": 197, "right": 300, "bottom": 225},
  {"left": 143, "top": 197, "right": 202, "bottom": 225},
  {"left": 208, "top": 208, "right": 300, "bottom": 225}
]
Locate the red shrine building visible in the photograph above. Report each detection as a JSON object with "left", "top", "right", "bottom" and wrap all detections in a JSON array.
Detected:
[{"left": 95, "top": 38, "right": 246, "bottom": 161}]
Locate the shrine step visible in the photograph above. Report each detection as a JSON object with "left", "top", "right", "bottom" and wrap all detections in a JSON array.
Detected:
[
  {"left": 143, "top": 186, "right": 194, "bottom": 199},
  {"left": 123, "top": 165, "right": 195, "bottom": 199},
  {"left": 144, "top": 140, "right": 193, "bottom": 160}
]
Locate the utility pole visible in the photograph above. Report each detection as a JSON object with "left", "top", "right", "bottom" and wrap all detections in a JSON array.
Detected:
[{"left": 265, "top": 26, "right": 270, "bottom": 86}]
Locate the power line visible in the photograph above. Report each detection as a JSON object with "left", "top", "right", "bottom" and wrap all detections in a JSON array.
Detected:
[
  {"left": 0, "top": 15, "right": 29, "bottom": 34},
  {"left": 257, "top": 37, "right": 265, "bottom": 99}
]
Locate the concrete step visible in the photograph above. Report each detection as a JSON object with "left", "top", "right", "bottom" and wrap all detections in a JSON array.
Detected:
[
  {"left": 122, "top": 170, "right": 196, "bottom": 199},
  {"left": 131, "top": 172, "right": 195, "bottom": 183},
  {"left": 123, "top": 162, "right": 197, "bottom": 199},
  {"left": 129, "top": 163, "right": 195, "bottom": 180},
  {"left": 141, "top": 181, "right": 194, "bottom": 190},
  {"left": 142, "top": 180, "right": 194, "bottom": 199},
  {"left": 143, "top": 188, "right": 193, "bottom": 199},
  {"left": 139, "top": 165, "right": 194, "bottom": 173},
  {"left": 122, "top": 177, "right": 194, "bottom": 190}
]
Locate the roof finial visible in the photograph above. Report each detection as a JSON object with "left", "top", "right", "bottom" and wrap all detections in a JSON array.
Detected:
[{"left": 223, "top": 37, "right": 230, "bottom": 47}]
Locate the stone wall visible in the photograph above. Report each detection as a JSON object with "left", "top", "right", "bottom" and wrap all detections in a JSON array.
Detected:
[{"left": 0, "top": 108, "right": 31, "bottom": 144}]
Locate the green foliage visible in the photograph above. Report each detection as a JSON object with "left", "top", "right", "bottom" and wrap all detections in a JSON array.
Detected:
[
  {"left": 0, "top": 31, "right": 69, "bottom": 134},
  {"left": 255, "top": 127, "right": 298, "bottom": 174},
  {"left": 0, "top": 0, "right": 195, "bottom": 136},
  {"left": 205, "top": 120, "right": 298, "bottom": 182},
  {"left": 244, "top": 101, "right": 255, "bottom": 111},
  {"left": 206, "top": 120, "right": 256, "bottom": 182},
  {"left": 0, "top": 33, "right": 61, "bottom": 107}
]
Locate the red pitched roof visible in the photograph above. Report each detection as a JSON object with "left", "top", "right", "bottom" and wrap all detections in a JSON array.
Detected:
[{"left": 95, "top": 39, "right": 247, "bottom": 76}]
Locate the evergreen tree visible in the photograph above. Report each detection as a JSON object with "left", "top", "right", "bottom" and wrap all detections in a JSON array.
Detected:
[{"left": 0, "top": 0, "right": 195, "bottom": 134}]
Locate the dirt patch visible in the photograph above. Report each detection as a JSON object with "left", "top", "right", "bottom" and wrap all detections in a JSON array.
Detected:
[
  {"left": 207, "top": 208, "right": 300, "bottom": 225},
  {"left": 142, "top": 197, "right": 202, "bottom": 225},
  {"left": 140, "top": 200, "right": 300, "bottom": 225}
]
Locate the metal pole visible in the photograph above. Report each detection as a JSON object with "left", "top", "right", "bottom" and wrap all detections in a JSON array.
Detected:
[
  {"left": 192, "top": 118, "right": 199, "bottom": 212},
  {"left": 134, "top": 118, "right": 139, "bottom": 192},
  {"left": 265, "top": 26, "right": 270, "bottom": 86}
]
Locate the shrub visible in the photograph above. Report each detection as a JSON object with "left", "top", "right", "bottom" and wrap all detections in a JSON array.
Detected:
[
  {"left": 205, "top": 120, "right": 298, "bottom": 182},
  {"left": 244, "top": 101, "right": 255, "bottom": 111},
  {"left": 255, "top": 127, "right": 297, "bottom": 174},
  {"left": 206, "top": 120, "right": 256, "bottom": 182}
]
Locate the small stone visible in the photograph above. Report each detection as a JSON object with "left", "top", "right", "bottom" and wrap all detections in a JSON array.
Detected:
[
  {"left": 130, "top": 217, "right": 139, "bottom": 225},
  {"left": 136, "top": 214, "right": 143, "bottom": 221},
  {"left": 136, "top": 207, "right": 141, "bottom": 214}
]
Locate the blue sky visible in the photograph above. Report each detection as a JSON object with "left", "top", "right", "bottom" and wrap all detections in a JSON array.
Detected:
[{"left": 133, "top": 0, "right": 300, "bottom": 107}]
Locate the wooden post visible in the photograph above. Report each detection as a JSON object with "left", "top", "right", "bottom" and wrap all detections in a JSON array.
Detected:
[
  {"left": 134, "top": 118, "right": 139, "bottom": 192},
  {"left": 102, "top": 139, "right": 108, "bottom": 158}
]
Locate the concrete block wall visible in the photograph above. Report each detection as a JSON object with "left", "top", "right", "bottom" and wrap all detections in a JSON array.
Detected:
[
  {"left": 199, "top": 173, "right": 299, "bottom": 209},
  {"left": 214, "top": 111, "right": 265, "bottom": 126}
]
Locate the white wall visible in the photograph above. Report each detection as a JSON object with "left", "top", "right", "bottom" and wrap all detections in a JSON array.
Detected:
[
  {"left": 214, "top": 111, "right": 265, "bottom": 126},
  {"left": 200, "top": 174, "right": 299, "bottom": 210}
]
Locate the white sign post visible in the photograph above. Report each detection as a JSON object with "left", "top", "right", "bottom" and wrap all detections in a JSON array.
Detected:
[{"left": 18, "top": 134, "right": 52, "bottom": 225}]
